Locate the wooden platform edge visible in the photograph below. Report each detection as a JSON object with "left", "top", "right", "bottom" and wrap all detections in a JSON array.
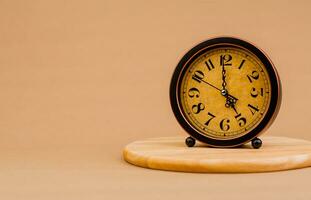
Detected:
[{"left": 123, "top": 147, "right": 311, "bottom": 173}]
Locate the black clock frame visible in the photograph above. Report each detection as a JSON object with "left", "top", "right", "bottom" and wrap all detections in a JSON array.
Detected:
[{"left": 170, "top": 37, "right": 281, "bottom": 147}]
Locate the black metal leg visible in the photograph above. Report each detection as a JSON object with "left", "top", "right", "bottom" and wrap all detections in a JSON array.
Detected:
[
  {"left": 185, "top": 137, "right": 196, "bottom": 147},
  {"left": 251, "top": 137, "right": 262, "bottom": 149}
]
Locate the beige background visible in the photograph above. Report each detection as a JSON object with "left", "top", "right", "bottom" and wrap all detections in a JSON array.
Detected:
[{"left": 0, "top": 0, "right": 311, "bottom": 199}]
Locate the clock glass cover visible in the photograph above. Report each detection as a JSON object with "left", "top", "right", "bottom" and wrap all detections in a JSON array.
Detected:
[{"left": 170, "top": 37, "right": 281, "bottom": 147}]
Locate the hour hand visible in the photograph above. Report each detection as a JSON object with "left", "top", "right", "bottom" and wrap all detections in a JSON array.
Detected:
[
  {"left": 225, "top": 94, "right": 238, "bottom": 108},
  {"left": 228, "top": 94, "right": 238, "bottom": 101},
  {"left": 221, "top": 89, "right": 238, "bottom": 107},
  {"left": 231, "top": 103, "right": 239, "bottom": 115}
]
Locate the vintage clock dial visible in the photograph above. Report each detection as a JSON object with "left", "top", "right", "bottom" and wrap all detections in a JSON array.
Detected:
[{"left": 170, "top": 37, "right": 281, "bottom": 148}]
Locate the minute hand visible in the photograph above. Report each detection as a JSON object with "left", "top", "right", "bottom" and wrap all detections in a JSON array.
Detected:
[{"left": 200, "top": 79, "right": 238, "bottom": 101}]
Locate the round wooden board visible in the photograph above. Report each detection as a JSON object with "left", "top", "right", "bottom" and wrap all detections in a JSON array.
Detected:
[{"left": 123, "top": 136, "right": 311, "bottom": 173}]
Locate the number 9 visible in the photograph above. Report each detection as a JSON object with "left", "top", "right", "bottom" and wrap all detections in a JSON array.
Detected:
[{"left": 188, "top": 88, "right": 200, "bottom": 98}]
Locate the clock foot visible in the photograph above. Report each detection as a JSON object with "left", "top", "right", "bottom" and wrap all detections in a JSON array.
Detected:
[
  {"left": 185, "top": 137, "right": 196, "bottom": 147},
  {"left": 251, "top": 137, "right": 262, "bottom": 149}
]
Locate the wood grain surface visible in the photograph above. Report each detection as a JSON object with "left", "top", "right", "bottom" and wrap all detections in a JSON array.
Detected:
[{"left": 124, "top": 136, "right": 311, "bottom": 173}]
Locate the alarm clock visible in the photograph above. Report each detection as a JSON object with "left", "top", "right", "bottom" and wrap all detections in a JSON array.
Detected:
[{"left": 170, "top": 37, "right": 281, "bottom": 149}]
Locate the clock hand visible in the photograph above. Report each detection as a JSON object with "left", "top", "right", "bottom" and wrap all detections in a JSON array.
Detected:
[
  {"left": 231, "top": 103, "right": 239, "bottom": 115},
  {"left": 200, "top": 79, "right": 222, "bottom": 92},
  {"left": 225, "top": 93, "right": 238, "bottom": 107},
  {"left": 221, "top": 57, "right": 228, "bottom": 96},
  {"left": 199, "top": 79, "right": 238, "bottom": 101},
  {"left": 220, "top": 55, "right": 238, "bottom": 107}
]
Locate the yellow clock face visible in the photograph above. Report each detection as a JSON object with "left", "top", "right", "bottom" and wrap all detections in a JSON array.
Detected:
[{"left": 179, "top": 47, "right": 271, "bottom": 140}]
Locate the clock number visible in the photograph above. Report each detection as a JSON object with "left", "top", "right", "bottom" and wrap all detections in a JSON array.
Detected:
[
  {"left": 234, "top": 113, "right": 247, "bottom": 127},
  {"left": 188, "top": 88, "right": 200, "bottom": 98},
  {"left": 220, "top": 118, "right": 230, "bottom": 131},
  {"left": 205, "top": 112, "right": 216, "bottom": 126},
  {"left": 192, "top": 70, "right": 204, "bottom": 83},
  {"left": 247, "top": 70, "right": 260, "bottom": 83},
  {"left": 248, "top": 104, "right": 259, "bottom": 115},
  {"left": 220, "top": 54, "right": 232, "bottom": 66},
  {"left": 238, "top": 59, "right": 246, "bottom": 70},
  {"left": 260, "top": 88, "right": 264, "bottom": 96},
  {"left": 251, "top": 87, "right": 264, "bottom": 98},
  {"left": 205, "top": 59, "right": 215, "bottom": 71},
  {"left": 192, "top": 103, "right": 205, "bottom": 114}
]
